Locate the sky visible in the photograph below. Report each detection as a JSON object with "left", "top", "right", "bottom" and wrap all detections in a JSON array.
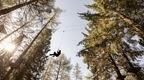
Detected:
[{"left": 49, "top": 0, "right": 93, "bottom": 76}]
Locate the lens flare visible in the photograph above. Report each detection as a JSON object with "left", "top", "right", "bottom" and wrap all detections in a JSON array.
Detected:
[{"left": 0, "top": 38, "right": 16, "bottom": 53}]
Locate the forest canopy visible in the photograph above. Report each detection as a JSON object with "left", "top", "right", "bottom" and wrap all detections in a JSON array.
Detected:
[
  {"left": 1, "top": 0, "right": 144, "bottom": 80},
  {"left": 0, "top": 0, "right": 61, "bottom": 80},
  {"left": 79, "top": 0, "right": 144, "bottom": 80}
]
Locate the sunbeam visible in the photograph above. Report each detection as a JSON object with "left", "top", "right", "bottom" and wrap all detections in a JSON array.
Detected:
[{"left": 0, "top": 38, "right": 16, "bottom": 53}]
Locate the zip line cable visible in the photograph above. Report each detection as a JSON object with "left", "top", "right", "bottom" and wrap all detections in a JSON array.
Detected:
[
  {"left": 56, "top": 27, "right": 85, "bottom": 32},
  {"left": 3, "top": 12, "right": 56, "bottom": 80},
  {"left": 53, "top": 27, "right": 85, "bottom": 51},
  {"left": 57, "top": 30, "right": 65, "bottom": 49}
]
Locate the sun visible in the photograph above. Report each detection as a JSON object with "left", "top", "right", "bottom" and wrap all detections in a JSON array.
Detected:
[
  {"left": 0, "top": 38, "right": 16, "bottom": 53},
  {"left": 3, "top": 42, "right": 16, "bottom": 52}
]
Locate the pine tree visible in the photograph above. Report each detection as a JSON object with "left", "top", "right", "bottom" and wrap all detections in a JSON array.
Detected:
[
  {"left": 79, "top": 0, "right": 144, "bottom": 79},
  {"left": 42, "top": 54, "right": 72, "bottom": 80},
  {"left": 42, "top": 59, "right": 54, "bottom": 80},
  {"left": 72, "top": 63, "right": 82, "bottom": 80},
  {"left": 0, "top": 0, "right": 38, "bottom": 15},
  {"left": 0, "top": 0, "right": 60, "bottom": 79},
  {"left": 3, "top": 12, "right": 57, "bottom": 80}
]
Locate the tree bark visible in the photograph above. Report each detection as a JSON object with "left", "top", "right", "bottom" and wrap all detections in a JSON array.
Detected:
[
  {"left": 3, "top": 12, "right": 56, "bottom": 80},
  {"left": 122, "top": 52, "right": 142, "bottom": 80},
  {"left": 109, "top": 54, "right": 125, "bottom": 80},
  {"left": 0, "top": 17, "right": 35, "bottom": 43},
  {"left": 0, "top": 0, "right": 37, "bottom": 16},
  {"left": 111, "top": 10, "right": 144, "bottom": 35},
  {"left": 55, "top": 61, "right": 62, "bottom": 80}
]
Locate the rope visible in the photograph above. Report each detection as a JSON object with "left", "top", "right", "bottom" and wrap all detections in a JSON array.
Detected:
[
  {"left": 57, "top": 30, "right": 65, "bottom": 50},
  {"left": 54, "top": 27, "right": 85, "bottom": 50},
  {"left": 56, "top": 27, "right": 84, "bottom": 32}
]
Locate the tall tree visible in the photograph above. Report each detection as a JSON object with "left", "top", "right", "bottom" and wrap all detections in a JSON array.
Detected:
[
  {"left": 11, "top": 28, "right": 52, "bottom": 80},
  {"left": 42, "top": 54, "right": 72, "bottom": 80},
  {"left": 72, "top": 63, "right": 82, "bottom": 80},
  {"left": 79, "top": 0, "right": 144, "bottom": 80},
  {"left": 0, "top": 0, "right": 59, "bottom": 79},
  {"left": 3, "top": 12, "right": 57, "bottom": 80},
  {"left": 0, "top": 0, "right": 37, "bottom": 15},
  {"left": 42, "top": 59, "right": 55, "bottom": 80}
]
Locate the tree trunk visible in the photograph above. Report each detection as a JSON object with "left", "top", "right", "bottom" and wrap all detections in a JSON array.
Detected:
[
  {"left": 0, "top": 17, "right": 35, "bottom": 43},
  {"left": 122, "top": 52, "right": 142, "bottom": 80},
  {"left": 109, "top": 54, "right": 125, "bottom": 80},
  {"left": 56, "top": 61, "right": 62, "bottom": 80},
  {"left": 3, "top": 12, "right": 56, "bottom": 80},
  {"left": 111, "top": 10, "right": 144, "bottom": 35},
  {"left": 0, "top": 0, "right": 37, "bottom": 16}
]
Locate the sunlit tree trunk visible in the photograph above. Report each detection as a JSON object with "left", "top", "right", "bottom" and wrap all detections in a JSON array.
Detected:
[
  {"left": 3, "top": 12, "right": 56, "bottom": 80},
  {"left": 0, "top": 0, "right": 38, "bottom": 16},
  {"left": 0, "top": 17, "right": 35, "bottom": 43},
  {"left": 55, "top": 61, "right": 62, "bottom": 80},
  {"left": 42, "top": 59, "right": 54, "bottom": 80}
]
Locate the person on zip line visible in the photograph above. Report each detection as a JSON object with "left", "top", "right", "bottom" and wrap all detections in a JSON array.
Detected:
[{"left": 50, "top": 49, "right": 61, "bottom": 57}]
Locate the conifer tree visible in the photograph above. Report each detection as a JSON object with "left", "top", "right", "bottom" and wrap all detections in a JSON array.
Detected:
[
  {"left": 42, "top": 54, "right": 72, "bottom": 80},
  {"left": 79, "top": 0, "right": 144, "bottom": 79},
  {"left": 72, "top": 63, "right": 82, "bottom": 80},
  {"left": 0, "top": 0, "right": 60, "bottom": 80}
]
